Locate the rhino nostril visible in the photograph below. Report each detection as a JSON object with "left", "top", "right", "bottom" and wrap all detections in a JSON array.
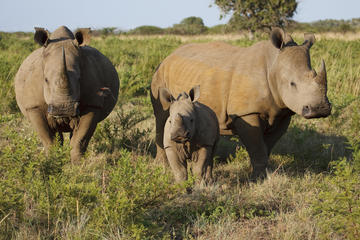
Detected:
[
  {"left": 48, "top": 105, "right": 54, "bottom": 113},
  {"left": 302, "top": 105, "right": 311, "bottom": 116}
]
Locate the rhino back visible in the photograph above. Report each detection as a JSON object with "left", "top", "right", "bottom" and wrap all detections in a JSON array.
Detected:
[
  {"left": 152, "top": 41, "right": 277, "bottom": 133},
  {"left": 79, "top": 46, "right": 119, "bottom": 121},
  {"left": 15, "top": 48, "right": 46, "bottom": 118}
]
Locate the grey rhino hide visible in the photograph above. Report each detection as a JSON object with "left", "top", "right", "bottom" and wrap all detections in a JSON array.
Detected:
[
  {"left": 160, "top": 86, "right": 219, "bottom": 184},
  {"left": 151, "top": 27, "right": 331, "bottom": 179},
  {"left": 14, "top": 26, "right": 119, "bottom": 161}
]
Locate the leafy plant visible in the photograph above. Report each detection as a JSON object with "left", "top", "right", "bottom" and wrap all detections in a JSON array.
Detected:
[{"left": 214, "top": 0, "right": 298, "bottom": 32}]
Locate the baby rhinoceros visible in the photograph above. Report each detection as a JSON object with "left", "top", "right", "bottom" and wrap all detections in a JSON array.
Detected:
[{"left": 159, "top": 86, "right": 219, "bottom": 184}]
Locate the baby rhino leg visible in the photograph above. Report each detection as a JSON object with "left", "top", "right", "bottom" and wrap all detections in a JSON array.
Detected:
[
  {"left": 165, "top": 147, "right": 188, "bottom": 183},
  {"left": 192, "top": 146, "right": 214, "bottom": 184}
]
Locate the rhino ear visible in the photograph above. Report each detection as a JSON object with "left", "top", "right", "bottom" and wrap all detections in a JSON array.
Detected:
[
  {"left": 189, "top": 85, "right": 200, "bottom": 102},
  {"left": 74, "top": 28, "right": 91, "bottom": 46},
  {"left": 270, "top": 27, "right": 286, "bottom": 49},
  {"left": 34, "top": 27, "right": 49, "bottom": 47},
  {"left": 303, "top": 32, "right": 315, "bottom": 49},
  {"left": 159, "top": 87, "right": 175, "bottom": 111}
]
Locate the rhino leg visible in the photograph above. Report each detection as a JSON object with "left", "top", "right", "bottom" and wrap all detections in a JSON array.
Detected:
[
  {"left": 27, "top": 108, "right": 55, "bottom": 151},
  {"left": 165, "top": 147, "right": 188, "bottom": 183},
  {"left": 233, "top": 114, "right": 268, "bottom": 180},
  {"left": 264, "top": 115, "right": 291, "bottom": 155},
  {"left": 192, "top": 146, "right": 214, "bottom": 185},
  {"left": 151, "top": 94, "right": 169, "bottom": 166},
  {"left": 70, "top": 111, "right": 98, "bottom": 162}
]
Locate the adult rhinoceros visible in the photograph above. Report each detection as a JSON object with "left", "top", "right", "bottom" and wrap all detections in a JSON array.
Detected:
[
  {"left": 15, "top": 26, "right": 119, "bottom": 161},
  {"left": 151, "top": 28, "right": 331, "bottom": 179}
]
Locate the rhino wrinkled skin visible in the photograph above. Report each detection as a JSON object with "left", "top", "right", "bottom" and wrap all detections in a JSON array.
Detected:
[
  {"left": 14, "top": 26, "right": 119, "bottom": 161},
  {"left": 151, "top": 28, "right": 331, "bottom": 179},
  {"left": 160, "top": 86, "right": 219, "bottom": 184}
]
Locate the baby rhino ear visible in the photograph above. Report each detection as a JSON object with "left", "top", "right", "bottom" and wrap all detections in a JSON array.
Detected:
[
  {"left": 189, "top": 85, "right": 200, "bottom": 102},
  {"left": 159, "top": 87, "right": 175, "bottom": 111}
]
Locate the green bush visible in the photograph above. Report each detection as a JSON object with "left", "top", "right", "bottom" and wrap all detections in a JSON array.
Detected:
[
  {"left": 128, "top": 25, "right": 165, "bottom": 35},
  {"left": 168, "top": 16, "right": 208, "bottom": 35},
  {"left": 91, "top": 149, "right": 173, "bottom": 238},
  {"left": 91, "top": 37, "right": 181, "bottom": 97},
  {"left": 0, "top": 33, "right": 37, "bottom": 113},
  {"left": 0, "top": 117, "right": 174, "bottom": 238},
  {"left": 312, "top": 102, "right": 360, "bottom": 239},
  {"left": 92, "top": 102, "right": 152, "bottom": 154}
]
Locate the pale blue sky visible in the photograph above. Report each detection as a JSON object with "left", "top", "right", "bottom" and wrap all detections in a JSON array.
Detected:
[{"left": 1, "top": 0, "right": 359, "bottom": 32}]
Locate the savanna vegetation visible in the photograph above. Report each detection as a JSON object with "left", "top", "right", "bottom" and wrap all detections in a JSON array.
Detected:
[{"left": 0, "top": 29, "right": 360, "bottom": 239}]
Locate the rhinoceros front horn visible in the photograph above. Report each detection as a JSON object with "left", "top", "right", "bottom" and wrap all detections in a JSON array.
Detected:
[
  {"left": 60, "top": 46, "right": 69, "bottom": 88},
  {"left": 315, "top": 59, "right": 327, "bottom": 85}
]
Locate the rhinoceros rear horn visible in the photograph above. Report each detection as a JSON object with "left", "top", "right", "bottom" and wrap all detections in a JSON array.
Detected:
[
  {"left": 34, "top": 27, "right": 49, "bottom": 47},
  {"left": 303, "top": 33, "right": 316, "bottom": 49},
  {"left": 74, "top": 28, "right": 91, "bottom": 46},
  {"left": 315, "top": 59, "right": 327, "bottom": 85}
]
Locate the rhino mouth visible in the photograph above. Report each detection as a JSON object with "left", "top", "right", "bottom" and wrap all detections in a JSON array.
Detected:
[
  {"left": 302, "top": 103, "right": 331, "bottom": 119},
  {"left": 172, "top": 137, "right": 190, "bottom": 143},
  {"left": 48, "top": 101, "right": 80, "bottom": 117},
  {"left": 171, "top": 133, "right": 191, "bottom": 143}
]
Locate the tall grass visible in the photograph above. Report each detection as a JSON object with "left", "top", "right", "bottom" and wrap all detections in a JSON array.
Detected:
[{"left": 0, "top": 32, "right": 360, "bottom": 239}]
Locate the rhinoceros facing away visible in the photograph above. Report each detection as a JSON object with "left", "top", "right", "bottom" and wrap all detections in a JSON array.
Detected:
[
  {"left": 151, "top": 28, "right": 331, "bottom": 179},
  {"left": 15, "top": 26, "right": 119, "bottom": 161},
  {"left": 160, "top": 86, "right": 219, "bottom": 184}
]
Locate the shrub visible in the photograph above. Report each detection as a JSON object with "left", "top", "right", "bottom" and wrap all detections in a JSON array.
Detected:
[
  {"left": 168, "top": 16, "right": 208, "bottom": 35},
  {"left": 92, "top": 102, "right": 152, "bottom": 154},
  {"left": 312, "top": 103, "right": 360, "bottom": 239},
  {"left": 91, "top": 149, "right": 173, "bottom": 238},
  {"left": 128, "top": 25, "right": 165, "bottom": 35}
]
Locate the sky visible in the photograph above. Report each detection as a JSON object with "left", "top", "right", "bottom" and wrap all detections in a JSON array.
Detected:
[{"left": 0, "top": 0, "right": 359, "bottom": 32}]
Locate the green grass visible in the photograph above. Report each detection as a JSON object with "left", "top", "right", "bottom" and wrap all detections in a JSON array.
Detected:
[{"left": 0, "top": 32, "right": 360, "bottom": 239}]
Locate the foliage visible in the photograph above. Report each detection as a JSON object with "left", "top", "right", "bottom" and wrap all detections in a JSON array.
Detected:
[
  {"left": 92, "top": 102, "right": 152, "bottom": 154},
  {"left": 0, "top": 116, "right": 174, "bottom": 239},
  {"left": 128, "top": 25, "right": 165, "bottom": 35},
  {"left": 207, "top": 24, "right": 229, "bottom": 34},
  {"left": 214, "top": 0, "right": 298, "bottom": 32},
  {"left": 0, "top": 32, "right": 37, "bottom": 113},
  {"left": 169, "top": 16, "right": 208, "bottom": 35},
  {"left": 288, "top": 18, "right": 360, "bottom": 33},
  {"left": 91, "top": 37, "right": 181, "bottom": 97},
  {"left": 312, "top": 102, "right": 360, "bottom": 239},
  {"left": 91, "top": 149, "right": 173, "bottom": 238}
]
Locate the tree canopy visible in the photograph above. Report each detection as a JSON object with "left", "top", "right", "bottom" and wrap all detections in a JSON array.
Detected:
[
  {"left": 214, "top": 0, "right": 298, "bottom": 32},
  {"left": 170, "top": 16, "right": 207, "bottom": 35}
]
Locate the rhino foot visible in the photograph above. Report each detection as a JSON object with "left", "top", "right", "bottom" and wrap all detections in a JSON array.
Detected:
[
  {"left": 249, "top": 167, "right": 268, "bottom": 182},
  {"left": 155, "top": 145, "right": 169, "bottom": 166}
]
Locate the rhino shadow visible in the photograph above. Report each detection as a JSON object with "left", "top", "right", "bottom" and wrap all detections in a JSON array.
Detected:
[
  {"left": 270, "top": 125, "right": 351, "bottom": 174},
  {"left": 214, "top": 125, "right": 351, "bottom": 176}
]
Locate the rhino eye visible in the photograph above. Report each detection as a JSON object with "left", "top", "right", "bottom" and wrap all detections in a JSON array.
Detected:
[
  {"left": 290, "top": 82, "right": 296, "bottom": 87},
  {"left": 45, "top": 78, "right": 49, "bottom": 84},
  {"left": 190, "top": 118, "right": 194, "bottom": 123}
]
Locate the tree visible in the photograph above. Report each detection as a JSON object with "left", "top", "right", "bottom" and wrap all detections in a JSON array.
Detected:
[
  {"left": 213, "top": 0, "right": 298, "bottom": 33},
  {"left": 169, "top": 16, "right": 207, "bottom": 35}
]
